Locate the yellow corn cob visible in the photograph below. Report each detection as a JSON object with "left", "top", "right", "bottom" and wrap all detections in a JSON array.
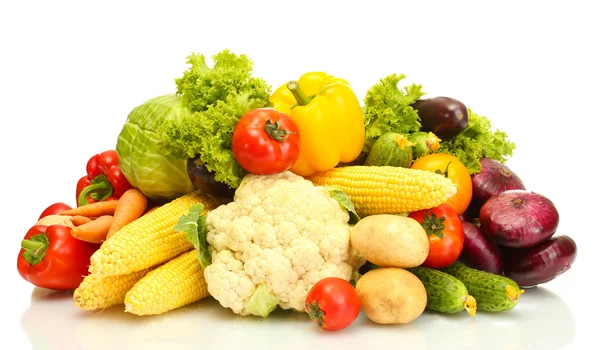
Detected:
[
  {"left": 88, "top": 191, "right": 230, "bottom": 277},
  {"left": 73, "top": 269, "right": 149, "bottom": 310},
  {"left": 124, "top": 250, "right": 209, "bottom": 316},
  {"left": 308, "top": 165, "right": 457, "bottom": 217}
]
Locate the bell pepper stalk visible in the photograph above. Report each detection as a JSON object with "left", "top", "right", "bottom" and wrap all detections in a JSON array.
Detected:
[
  {"left": 17, "top": 225, "right": 99, "bottom": 290},
  {"left": 269, "top": 72, "right": 365, "bottom": 176},
  {"left": 76, "top": 150, "right": 132, "bottom": 206}
]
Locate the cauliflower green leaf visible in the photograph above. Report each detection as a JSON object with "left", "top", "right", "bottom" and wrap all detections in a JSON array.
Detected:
[
  {"left": 321, "top": 186, "right": 360, "bottom": 224},
  {"left": 174, "top": 203, "right": 211, "bottom": 268},
  {"left": 246, "top": 284, "right": 279, "bottom": 318}
]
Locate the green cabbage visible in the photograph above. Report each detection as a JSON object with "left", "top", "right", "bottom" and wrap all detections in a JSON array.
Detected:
[{"left": 116, "top": 94, "right": 196, "bottom": 201}]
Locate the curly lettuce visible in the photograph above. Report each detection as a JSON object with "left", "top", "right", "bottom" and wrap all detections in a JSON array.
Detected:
[
  {"left": 362, "top": 74, "right": 425, "bottom": 153},
  {"left": 157, "top": 49, "right": 271, "bottom": 189},
  {"left": 437, "top": 110, "right": 516, "bottom": 174}
]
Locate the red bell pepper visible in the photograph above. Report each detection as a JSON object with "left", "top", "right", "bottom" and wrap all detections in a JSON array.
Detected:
[
  {"left": 38, "top": 202, "right": 72, "bottom": 220},
  {"left": 76, "top": 150, "right": 132, "bottom": 207},
  {"left": 17, "top": 225, "right": 99, "bottom": 290}
]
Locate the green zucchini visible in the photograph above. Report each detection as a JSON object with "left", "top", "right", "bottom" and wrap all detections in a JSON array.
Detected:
[
  {"left": 407, "top": 131, "right": 441, "bottom": 159},
  {"left": 442, "top": 261, "right": 524, "bottom": 312},
  {"left": 408, "top": 266, "right": 476, "bottom": 316},
  {"left": 364, "top": 132, "right": 414, "bottom": 167}
]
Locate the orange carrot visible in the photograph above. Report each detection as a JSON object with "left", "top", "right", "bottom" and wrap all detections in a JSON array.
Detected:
[
  {"left": 71, "top": 215, "right": 114, "bottom": 244},
  {"left": 107, "top": 189, "right": 148, "bottom": 238},
  {"left": 70, "top": 215, "right": 93, "bottom": 226},
  {"left": 61, "top": 200, "right": 118, "bottom": 217}
]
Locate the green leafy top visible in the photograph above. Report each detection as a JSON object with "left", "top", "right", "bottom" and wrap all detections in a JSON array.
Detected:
[
  {"left": 174, "top": 203, "right": 211, "bottom": 268},
  {"left": 175, "top": 49, "right": 271, "bottom": 113},
  {"left": 362, "top": 74, "right": 425, "bottom": 153},
  {"left": 157, "top": 49, "right": 271, "bottom": 189},
  {"left": 437, "top": 110, "right": 516, "bottom": 174}
]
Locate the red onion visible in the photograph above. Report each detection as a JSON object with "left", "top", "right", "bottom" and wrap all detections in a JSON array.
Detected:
[
  {"left": 479, "top": 190, "right": 559, "bottom": 248},
  {"left": 502, "top": 235, "right": 577, "bottom": 288},
  {"left": 471, "top": 158, "right": 526, "bottom": 204},
  {"left": 460, "top": 221, "right": 503, "bottom": 275},
  {"left": 459, "top": 200, "right": 483, "bottom": 222}
]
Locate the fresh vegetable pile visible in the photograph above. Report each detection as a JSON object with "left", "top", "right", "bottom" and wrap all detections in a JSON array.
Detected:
[{"left": 16, "top": 49, "right": 577, "bottom": 331}]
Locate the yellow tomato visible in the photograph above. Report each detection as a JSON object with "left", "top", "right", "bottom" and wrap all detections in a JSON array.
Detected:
[{"left": 411, "top": 153, "right": 472, "bottom": 215}]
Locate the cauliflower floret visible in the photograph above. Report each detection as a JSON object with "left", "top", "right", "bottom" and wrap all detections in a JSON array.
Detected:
[{"left": 204, "top": 171, "right": 364, "bottom": 316}]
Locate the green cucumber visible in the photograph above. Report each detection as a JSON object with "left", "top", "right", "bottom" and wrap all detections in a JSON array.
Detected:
[
  {"left": 408, "top": 266, "right": 476, "bottom": 316},
  {"left": 442, "top": 261, "right": 524, "bottom": 312},
  {"left": 364, "top": 132, "right": 414, "bottom": 167}
]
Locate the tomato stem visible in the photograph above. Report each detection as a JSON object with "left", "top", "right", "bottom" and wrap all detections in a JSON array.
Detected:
[
  {"left": 264, "top": 119, "right": 296, "bottom": 142},
  {"left": 306, "top": 301, "right": 325, "bottom": 328},
  {"left": 420, "top": 211, "right": 446, "bottom": 238},
  {"left": 435, "top": 161, "right": 452, "bottom": 178},
  {"left": 287, "top": 81, "right": 315, "bottom": 106}
]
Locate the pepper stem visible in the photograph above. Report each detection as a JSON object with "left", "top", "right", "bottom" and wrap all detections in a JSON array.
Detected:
[
  {"left": 78, "top": 174, "right": 114, "bottom": 206},
  {"left": 287, "top": 81, "right": 315, "bottom": 106},
  {"left": 264, "top": 119, "right": 296, "bottom": 142},
  {"left": 21, "top": 239, "right": 44, "bottom": 251},
  {"left": 21, "top": 233, "right": 50, "bottom": 266}
]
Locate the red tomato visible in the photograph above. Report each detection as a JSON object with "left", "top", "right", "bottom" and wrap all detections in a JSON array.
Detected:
[
  {"left": 305, "top": 277, "right": 361, "bottom": 331},
  {"left": 232, "top": 108, "right": 300, "bottom": 175},
  {"left": 408, "top": 204, "right": 465, "bottom": 269}
]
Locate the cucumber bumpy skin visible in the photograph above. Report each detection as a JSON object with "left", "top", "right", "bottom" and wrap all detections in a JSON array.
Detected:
[
  {"left": 442, "top": 261, "right": 524, "bottom": 312},
  {"left": 408, "top": 266, "right": 477, "bottom": 316}
]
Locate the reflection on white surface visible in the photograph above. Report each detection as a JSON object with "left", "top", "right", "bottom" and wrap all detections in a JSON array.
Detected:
[{"left": 21, "top": 286, "right": 576, "bottom": 350}]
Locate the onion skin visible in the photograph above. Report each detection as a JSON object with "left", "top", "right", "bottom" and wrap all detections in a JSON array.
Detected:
[
  {"left": 460, "top": 221, "right": 503, "bottom": 275},
  {"left": 502, "top": 235, "right": 577, "bottom": 288},
  {"left": 471, "top": 158, "right": 526, "bottom": 204},
  {"left": 479, "top": 190, "right": 559, "bottom": 248}
]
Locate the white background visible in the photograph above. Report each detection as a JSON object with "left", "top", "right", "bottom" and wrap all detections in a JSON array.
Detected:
[{"left": 1, "top": 1, "right": 598, "bottom": 349}]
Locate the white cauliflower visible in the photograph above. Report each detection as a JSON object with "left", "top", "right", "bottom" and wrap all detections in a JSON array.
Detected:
[{"left": 203, "top": 171, "right": 364, "bottom": 317}]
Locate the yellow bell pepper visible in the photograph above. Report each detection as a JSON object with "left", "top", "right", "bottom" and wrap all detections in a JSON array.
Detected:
[{"left": 269, "top": 72, "right": 365, "bottom": 177}]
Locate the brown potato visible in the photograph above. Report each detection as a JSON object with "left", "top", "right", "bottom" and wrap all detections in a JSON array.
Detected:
[
  {"left": 350, "top": 214, "right": 429, "bottom": 268},
  {"left": 36, "top": 214, "right": 76, "bottom": 229},
  {"left": 356, "top": 267, "right": 427, "bottom": 324}
]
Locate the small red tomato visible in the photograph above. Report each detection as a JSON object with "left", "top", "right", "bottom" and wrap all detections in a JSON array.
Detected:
[
  {"left": 38, "top": 202, "right": 73, "bottom": 220},
  {"left": 232, "top": 108, "right": 300, "bottom": 175},
  {"left": 305, "top": 277, "right": 361, "bottom": 331},
  {"left": 408, "top": 204, "right": 465, "bottom": 269}
]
